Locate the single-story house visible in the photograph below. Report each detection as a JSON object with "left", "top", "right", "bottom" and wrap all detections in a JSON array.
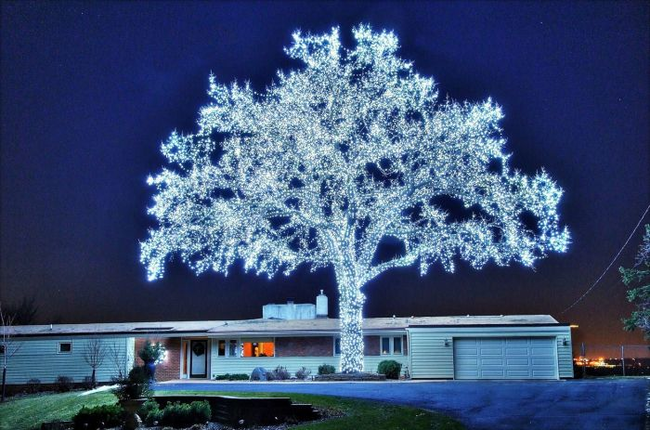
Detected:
[{"left": 2, "top": 291, "right": 573, "bottom": 387}]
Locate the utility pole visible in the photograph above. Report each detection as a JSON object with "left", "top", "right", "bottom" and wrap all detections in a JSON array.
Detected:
[{"left": 581, "top": 342, "right": 586, "bottom": 378}]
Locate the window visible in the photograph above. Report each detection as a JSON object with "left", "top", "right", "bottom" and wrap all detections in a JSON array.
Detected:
[
  {"left": 381, "top": 337, "right": 391, "bottom": 355},
  {"left": 228, "top": 340, "right": 238, "bottom": 357},
  {"left": 393, "top": 337, "right": 402, "bottom": 354},
  {"left": 58, "top": 342, "right": 72, "bottom": 354},
  {"left": 334, "top": 337, "right": 341, "bottom": 355},
  {"left": 216, "top": 339, "right": 239, "bottom": 357},
  {"left": 380, "top": 337, "right": 403, "bottom": 355},
  {"left": 241, "top": 339, "right": 274, "bottom": 357}
]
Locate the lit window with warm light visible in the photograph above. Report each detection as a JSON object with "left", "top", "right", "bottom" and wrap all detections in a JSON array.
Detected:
[{"left": 241, "top": 339, "right": 274, "bottom": 357}]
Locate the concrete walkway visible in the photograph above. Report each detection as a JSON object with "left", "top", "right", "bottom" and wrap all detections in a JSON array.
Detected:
[{"left": 155, "top": 378, "right": 649, "bottom": 430}]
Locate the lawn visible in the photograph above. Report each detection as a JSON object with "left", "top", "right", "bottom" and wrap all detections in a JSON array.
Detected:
[
  {"left": 0, "top": 391, "right": 116, "bottom": 430},
  {"left": 0, "top": 389, "right": 464, "bottom": 430}
]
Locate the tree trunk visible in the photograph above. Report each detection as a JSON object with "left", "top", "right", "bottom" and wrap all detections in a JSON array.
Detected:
[
  {"left": 91, "top": 368, "right": 96, "bottom": 389},
  {"left": 337, "top": 274, "right": 365, "bottom": 373},
  {"left": 2, "top": 367, "right": 6, "bottom": 402}
]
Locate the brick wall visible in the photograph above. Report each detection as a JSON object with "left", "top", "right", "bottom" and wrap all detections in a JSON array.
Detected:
[
  {"left": 364, "top": 336, "right": 380, "bottom": 356},
  {"left": 276, "top": 336, "right": 333, "bottom": 357},
  {"left": 134, "top": 337, "right": 181, "bottom": 382},
  {"left": 275, "top": 335, "right": 397, "bottom": 357}
]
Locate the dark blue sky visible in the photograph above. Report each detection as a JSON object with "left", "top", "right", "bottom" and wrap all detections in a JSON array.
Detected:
[{"left": 1, "top": 1, "right": 648, "bottom": 347}]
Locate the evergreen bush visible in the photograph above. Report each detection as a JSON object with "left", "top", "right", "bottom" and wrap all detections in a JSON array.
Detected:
[
  {"left": 377, "top": 360, "right": 402, "bottom": 379},
  {"left": 73, "top": 404, "right": 122, "bottom": 430},
  {"left": 160, "top": 401, "right": 211, "bottom": 428},
  {"left": 318, "top": 364, "right": 336, "bottom": 375}
]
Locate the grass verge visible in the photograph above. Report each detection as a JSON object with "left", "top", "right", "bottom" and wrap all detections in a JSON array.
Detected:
[
  {"left": 0, "top": 389, "right": 464, "bottom": 430},
  {"left": 0, "top": 391, "right": 116, "bottom": 430}
]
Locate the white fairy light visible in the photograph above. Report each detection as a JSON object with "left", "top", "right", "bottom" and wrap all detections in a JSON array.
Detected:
[{"left": 141, "top": 25, "right": 570, "bottom": 373}]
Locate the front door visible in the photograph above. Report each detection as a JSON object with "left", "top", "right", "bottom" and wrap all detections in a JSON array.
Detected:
[{"left": 190, "top": 340, "right": 208, "bottom": 378}]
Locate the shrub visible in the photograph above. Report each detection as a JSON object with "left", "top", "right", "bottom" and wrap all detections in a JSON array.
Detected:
[
  {"left": 318, "top": 364, "right": 336, "bottom": 375},
  {"left": 265, "top": 370, "right": 276, "bottom": 381},
  {"left": 24, "top": 378, "right": 41, "bottom": 394},
  {"left": 113, "top": 366, "right": 151, "bottom": 401},
  {"left": 138, "top": 399, "right": 163, "bottom": 426},
  {"left": 272, "top": 365, "right": 291, "bottom": 380},
  {"left": 72, "top": 404, "right": 122, "bottom": 430},
  {"left": 82, "top": 376, "right": 95, "bottom": 390},
  {"left": 377, "top": 360, "right": 402, "bottom": 379},
  {"left": 295, "top": 366, "right": 312, "bottom": 380},
  {"left": 55, "top": 375, "right": 74, "bottom": 392},
  {"left": 160, "top": 401, "right": 211, "bottom": 428},
  {"left": 213, "top": 373, "right": 249, "bottom": 380}
]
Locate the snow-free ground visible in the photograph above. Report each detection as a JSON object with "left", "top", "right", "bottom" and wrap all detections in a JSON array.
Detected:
[{"left": 156, "top": 378, "right": 649, "bottom": 430}]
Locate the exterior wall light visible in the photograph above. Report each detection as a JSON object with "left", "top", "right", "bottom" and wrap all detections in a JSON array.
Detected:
[
  {"left": 444, "top": 339, "right": 451, "bottom": 347},
  {"left": 562, "top": 338, "right": 569, "bottom": 346}
]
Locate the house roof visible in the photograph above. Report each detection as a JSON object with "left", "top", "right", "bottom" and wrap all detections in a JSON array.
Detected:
[{"left": 6, "top": 314, "right": 560, "bottom": 338}]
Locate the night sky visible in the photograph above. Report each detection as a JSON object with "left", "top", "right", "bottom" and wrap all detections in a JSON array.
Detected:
[{"left": 1, "top": 1, "right": 648, "bottom": 351}]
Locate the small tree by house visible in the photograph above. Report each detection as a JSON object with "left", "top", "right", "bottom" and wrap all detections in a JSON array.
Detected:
[
  {"left": 139, "top": 340, "right": 166, "bottom": 380},
  {"left": 1, "top": 303, "right": 21, "bottom": 402},
  {"left": 620, "top": 224, "right": 650, "bottom": 337},
  {"left": 82, "top": 338, "right": 107, "bottom": 388},
  {"left": 107, "top": 341, "right": 128, "bottom": 379}
]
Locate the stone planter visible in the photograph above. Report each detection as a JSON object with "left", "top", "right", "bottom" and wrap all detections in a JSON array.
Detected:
[{"left": 120, "top": 398, "right": 147, "bottom": 430}]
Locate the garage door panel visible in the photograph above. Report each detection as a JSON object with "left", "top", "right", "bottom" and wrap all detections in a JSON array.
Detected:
[
  {"left": 506, "top": 358, "right": 529, "bottom": 366},
  {"left": 480, "top": 347, "right": 504, "bottom": 356},
  {"left": 481, "top": 369, "right": 505, "bottom": 377},
  {"left": 456, "top": 358, "right": 478, "bottom": 366},
  {"left": 454, "top": 337, "right": 557, "bottom": 380},
  {"left": 506, "top": 347, "right": 529, "bottom": 356},
  {"left": 531, "top": 347, "right": 554, "bottom": 356},
  {"left": 532, "top": 369, "right": 556, "bottom": 377},
  {"left": 481, "top": 358, "right": 504, "bottom": 365},
  {"left": 506, "top": 369, "right": 532, "bottom": 377}
]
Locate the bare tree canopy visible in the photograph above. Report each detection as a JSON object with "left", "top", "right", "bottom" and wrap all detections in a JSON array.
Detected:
[{"left": 83, "top": 338, "right": 106, "bottom": 388}]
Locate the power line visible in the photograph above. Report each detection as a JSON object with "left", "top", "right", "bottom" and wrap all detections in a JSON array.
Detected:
[{"left": 561, "top": 202, "right": 650, "bottom": 315}]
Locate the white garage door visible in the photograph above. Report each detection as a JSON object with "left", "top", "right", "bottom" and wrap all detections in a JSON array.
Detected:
[{"left": 454, "top": 337, "right": 558, "bottom": 380}]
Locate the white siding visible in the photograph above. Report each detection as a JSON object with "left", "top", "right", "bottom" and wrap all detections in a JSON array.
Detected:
[
  {"left": 3, "top": 337, "right": 134, "bottom": 385},
  {"left": 408, "top": 332, "right": 454, "bottom": 379},
  {"left": 556, "top": 333, "right": 573, "bottom": 378},
  {"left": 209, "top": 339, "right": 409, "bottom": 378}
]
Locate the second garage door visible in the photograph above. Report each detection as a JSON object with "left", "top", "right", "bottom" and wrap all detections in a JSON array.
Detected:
[{"left": 454, "top": 337, "right": 558, "bottom": 380}]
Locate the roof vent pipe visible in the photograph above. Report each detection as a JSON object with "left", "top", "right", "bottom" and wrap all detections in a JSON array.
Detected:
[{"left": 316, "top": 290, "right": 328, "bottom": 318}]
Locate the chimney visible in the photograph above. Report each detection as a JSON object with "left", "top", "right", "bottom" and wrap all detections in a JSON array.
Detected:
[{"left": 316, "top": 290, "right": 328, "bottom": 318}]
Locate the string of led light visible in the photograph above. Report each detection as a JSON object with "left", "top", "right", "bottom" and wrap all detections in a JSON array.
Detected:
[{"left": 141, "top": 25, "right": 569, "bottom": 373}]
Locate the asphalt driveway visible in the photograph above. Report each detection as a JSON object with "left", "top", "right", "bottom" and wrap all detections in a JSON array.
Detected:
[{"left": 155, "top": 378, "right": 648, "bottom": 430}]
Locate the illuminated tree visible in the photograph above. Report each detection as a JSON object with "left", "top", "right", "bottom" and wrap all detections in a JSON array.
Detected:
[{"left": 141, "top": 25, "right": 570, "bottom": 373}]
